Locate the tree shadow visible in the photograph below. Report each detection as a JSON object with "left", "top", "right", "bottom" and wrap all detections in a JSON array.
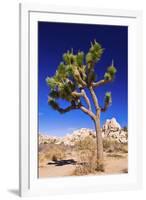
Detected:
[{"left": 48, "top": 159, "right": 77, "bottom": 166}]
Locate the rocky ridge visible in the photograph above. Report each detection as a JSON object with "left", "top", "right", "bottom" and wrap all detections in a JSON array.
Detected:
[{"left": 39, "top": 118, "right": 128, "bottom": 146}]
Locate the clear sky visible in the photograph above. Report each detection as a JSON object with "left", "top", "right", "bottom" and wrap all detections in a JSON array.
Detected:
[{"left": 38, "top": 22, "right": 128, "bottom": 136}]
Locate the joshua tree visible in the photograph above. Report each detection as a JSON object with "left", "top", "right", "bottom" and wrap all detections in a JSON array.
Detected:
[{"left": 46, "top": 40, "right": 117, "bottom": 171}]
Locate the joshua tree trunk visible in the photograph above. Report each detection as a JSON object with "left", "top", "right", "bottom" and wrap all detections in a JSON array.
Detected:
[{"left": 94, "top": 110, "right": 104, "bottom": 171}]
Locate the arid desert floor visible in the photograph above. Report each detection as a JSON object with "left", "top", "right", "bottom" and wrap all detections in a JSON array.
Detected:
[
  {"left": 39, "top": 152, "right": 128, "bottom": 178},
  {"left": 39, "top": 139, "right": 128, "bottom": 177},
  {"left": 38, "top": 119, "right": 128, "bottom": 177}
]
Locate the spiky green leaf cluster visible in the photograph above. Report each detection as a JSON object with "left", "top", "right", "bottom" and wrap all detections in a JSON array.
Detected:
[
  {"left": 76, "top": 51, "right": 84, "bottom": 66},
  {"left": 48, "top": 97, "right": 60, "bottom": 110},
  {"left": 58, "top": 81, "right": 75, "bottom": 101},
  {"left": 85, "top": 40, "right": 104, "bottom": 85},
  {"left": 104, "top": 92, "right": 112, "bottom": 106},
  {"left": 86, "top": 40, "right": 104, "bottom": 64},
  {"left": 104, "top": 62, "right": 117, "bottom": 81},
  {"left": 63, "top": 50, "right": 84, "bottom": 66},
  {"left": 46, "top": 77, "right": 57, "bottom": 90},
  {"left": 47, "top": 49, "right": 87, "bottom": 95},
  {"left": 62, "top": 50, "right": 86, "bottom": 86},
  {"left": 49, "top": 90, "right": 59, "bottom": 99},
  {"left": 63, "top": 50, "right": 76, "bottom": 65}
]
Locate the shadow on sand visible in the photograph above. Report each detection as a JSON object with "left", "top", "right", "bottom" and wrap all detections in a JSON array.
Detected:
[{"left": 47, "top": 159, "right": 77, "bottom": 166}]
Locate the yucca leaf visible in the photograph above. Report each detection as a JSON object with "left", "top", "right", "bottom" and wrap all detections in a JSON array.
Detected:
[
  {"left": 104, "top": 72, "right": 112, "bottom": 81},
  {"left": 105, "top": 92, "right": 112, "bottom": 105}
]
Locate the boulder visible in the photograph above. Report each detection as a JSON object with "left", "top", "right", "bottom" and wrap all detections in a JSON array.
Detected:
[{"left": 39, "top": 118, "right": 128, "bottom": 146}]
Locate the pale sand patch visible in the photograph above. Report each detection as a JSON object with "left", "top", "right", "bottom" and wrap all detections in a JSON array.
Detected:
[{"left": 39, "top": 164, "right": 75, "bottom": 177}]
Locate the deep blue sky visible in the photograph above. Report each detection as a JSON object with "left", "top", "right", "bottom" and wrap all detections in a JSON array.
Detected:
[{"left": 38, "top": 22, "right": 128, "bottom": 136}]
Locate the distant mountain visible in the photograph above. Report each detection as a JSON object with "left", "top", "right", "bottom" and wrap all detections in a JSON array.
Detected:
[{"left": 39, "top": 118, "right": 128, "bottom": 146}]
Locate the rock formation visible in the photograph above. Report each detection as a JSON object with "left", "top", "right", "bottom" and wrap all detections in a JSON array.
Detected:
[
  {"left": 102, "top": 118, "right": 128, "bottom": 143},
  {"left": 39, "top": 118, "right": 128, "bottom": 146}
]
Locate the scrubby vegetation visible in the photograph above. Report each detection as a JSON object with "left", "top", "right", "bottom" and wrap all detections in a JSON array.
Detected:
[
  {"left": 73, "top": 136, "right": 97, "bottom": 175},
  {"left": 39, "top": 144, "right": 65, "bottom": 167},
  {"left": 39, "top": 136, "right": 128, "bottom": 176},
  {"left": 73, "top": 150, "right": 96, "bottom": 175},
  {"left": 73, "top": 136, "right": 127, "bottom": 175},
  {"left": 103, "top": 138, "right": 128, "bottom": 153}
]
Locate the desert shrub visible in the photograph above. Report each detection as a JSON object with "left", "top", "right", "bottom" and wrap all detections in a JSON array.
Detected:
[
  {"left": 45, "top": 145, "right": 65, "bottom": 161},
  {"left": 39, "top": 152, "right": 47, "bottom": 167},
  {"left": 73, "top": 136, "right": 98, "bottom": 175},
  {"left": 74, "top": 149, "right": 97, "bottom": 175},
  {"left": 103, "top": 138, "right": 128, "bottom": 153},
  {"left": 75, "top": 136, "right": 96, "bottom": 151},
  {"left": 52, "top": 155, "right": 58, "bottom": 161},
  {"left": 38, "top": 144, "right": 66, "bottom": 167},
  {"left": 103, "top": 138, "right": 113, "bottom": 149}
]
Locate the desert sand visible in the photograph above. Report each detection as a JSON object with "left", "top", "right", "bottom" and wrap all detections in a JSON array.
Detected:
[{"left": 39, "top": 150, "right": 128, "bottom": 177}]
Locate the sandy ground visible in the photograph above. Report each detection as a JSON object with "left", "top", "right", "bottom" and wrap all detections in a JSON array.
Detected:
[
  {"left": 39, "top": 164, "right": 75, "bottom": 177},
  {"left": 39, "top": 153, "right": 128, "bottom": 178}
]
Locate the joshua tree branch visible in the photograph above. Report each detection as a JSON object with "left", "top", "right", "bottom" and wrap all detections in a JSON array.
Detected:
[
  {"left": 89, "top": 86, "right": 99, "bottom": 112},
  {"left": 78, "top": 76, "right": 87, "bottom": 87},
  {"left": 101, "top": 102, "right": 111, "bottom": 112},
  {"left": 58, "top": 104, "right": 80, "bottom": 114},
  {"left": 79, "top": 105, "right": 96, "bottom": 121},
  {"left": 81, "top": 89, "right": 92, "bottom": 111},
  {"left": 48, "top": 99, "right": 80, "bottom": 114},
  {"left": 72, "top": 89, "right": 92, "bottom": 111},
  {"left": 71, "top": 91, "right": 83, "bottom": 97},
  {"left": 73, "top": 65, "right": 87, "bottom": 87},
  {"left": 92, "top": 79, "right": 111, "bottom": 88},
  {"left": 101, "top": 92, "right": 112, "bottom": 112},
  {"left": 87, "top": 63, "right": 95, "bottom": 85}
]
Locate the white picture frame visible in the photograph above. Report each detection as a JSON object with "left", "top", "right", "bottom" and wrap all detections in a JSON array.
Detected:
[{"left": 19, "top": 3, "right": 143, "bottom": 197}]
